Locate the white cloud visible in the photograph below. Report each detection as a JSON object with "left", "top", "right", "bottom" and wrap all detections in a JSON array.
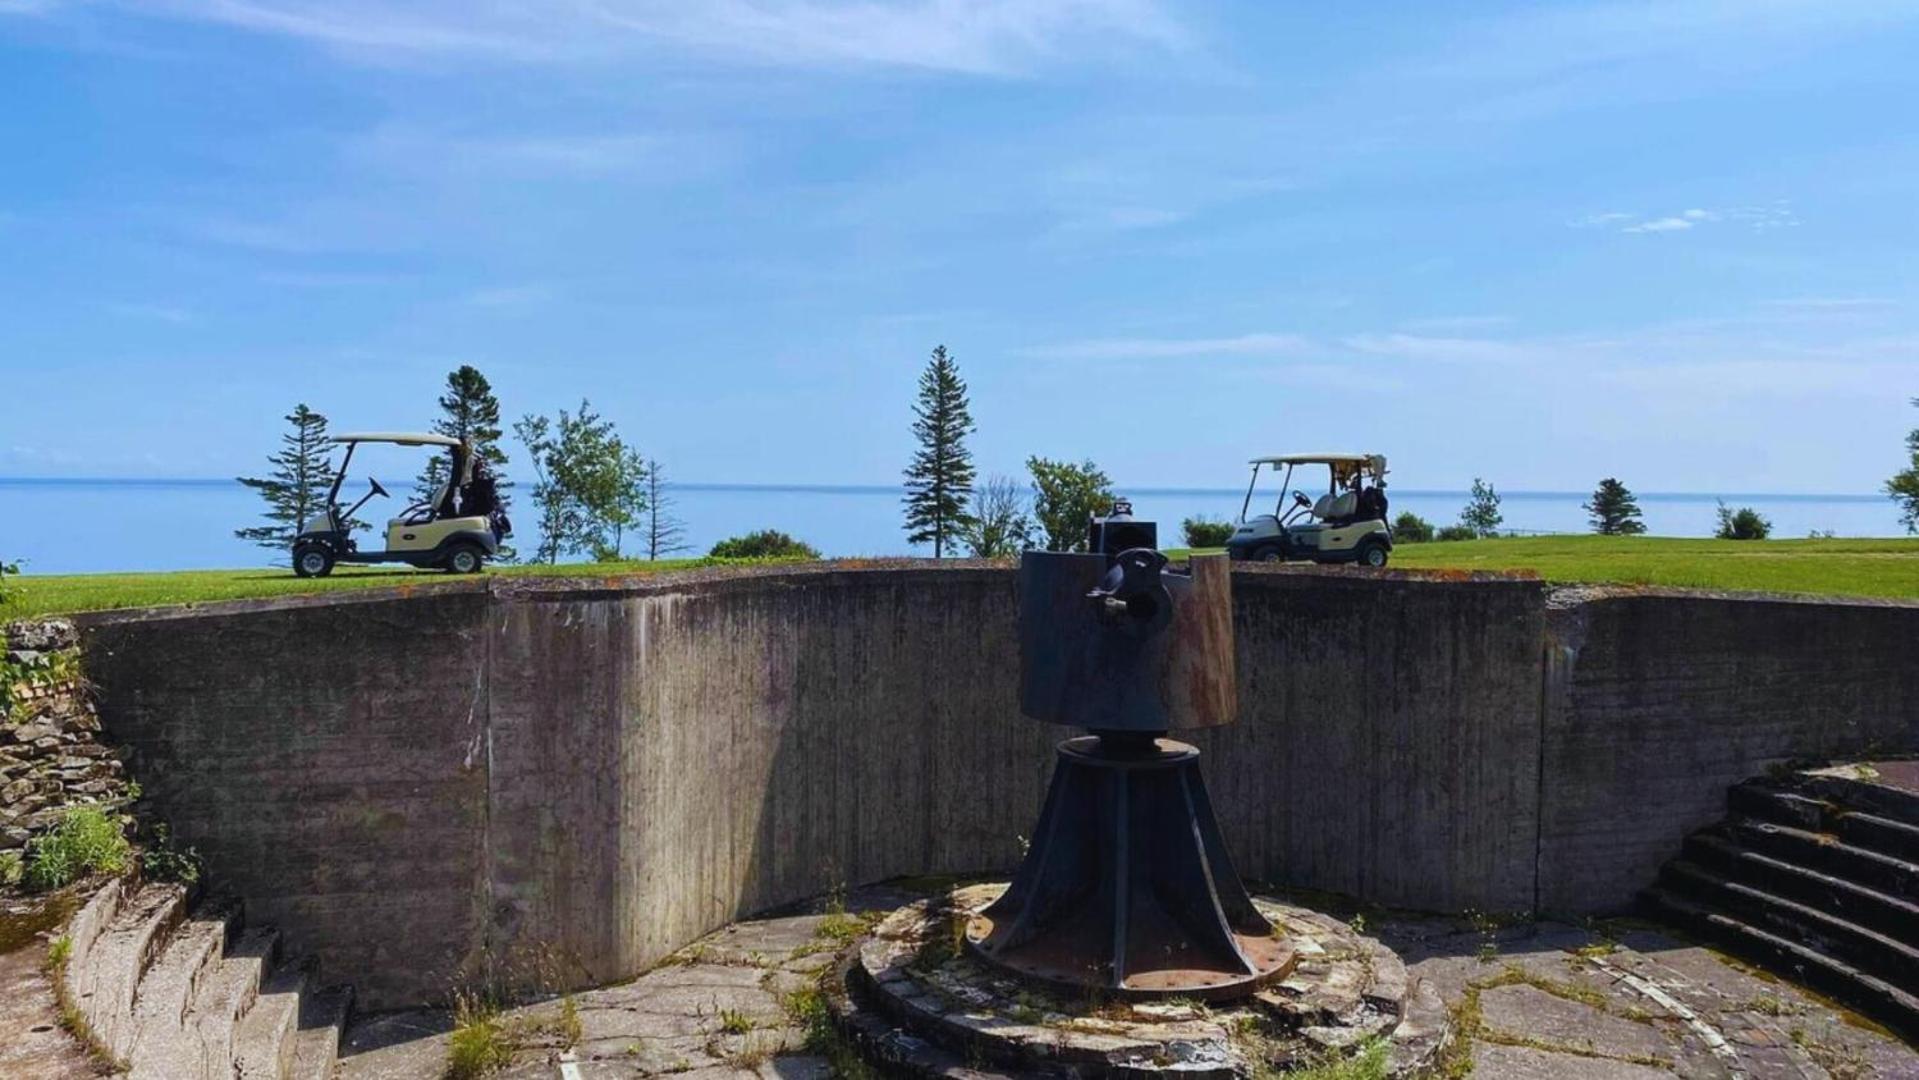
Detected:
[
  {"left": 1624, "top": 216, "right": 1695, "bottom": 233},
  {"left": 1574, "top": 203, "right": 1799, "bottom": 235},
  {"left": 59, "top": 0, "right": 1184, "bottom": 74},
  {"left": 1019, "top": 332, "right": 1310, "bottom": 360}
]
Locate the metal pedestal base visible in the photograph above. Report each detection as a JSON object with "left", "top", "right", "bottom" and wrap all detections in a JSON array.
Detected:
[{"left": 964, "top": 735, "right": 1293, "bottom": 1000}]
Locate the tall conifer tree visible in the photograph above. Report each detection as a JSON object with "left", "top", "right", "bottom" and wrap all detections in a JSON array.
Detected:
[
  {"left": 901, "top": 345, "right": 976, "bottom": 557},
  {"left": 416, "top": 365, "right": 508, "bottom": 504},
  {"left": 236, "top": 404, "right": 339, "bottom": 555},
  {"left": 1584, "top": 477, "right": 1647, "bottom": 535}
]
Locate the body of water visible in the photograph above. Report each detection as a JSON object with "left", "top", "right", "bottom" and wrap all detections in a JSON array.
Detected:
[{"left": 0, "top": 478, "right": 1905, "bottom": 575}]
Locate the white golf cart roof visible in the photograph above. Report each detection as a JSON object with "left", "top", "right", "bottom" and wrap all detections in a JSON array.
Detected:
[
  {"left": 329, "top": 432, "right": 461, "bottom": 448},
  {"left": 1250, "top": 453, "right": 1385, "bottom": 467}
]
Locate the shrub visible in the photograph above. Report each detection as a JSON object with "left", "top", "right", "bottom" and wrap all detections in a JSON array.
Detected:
[
  {"left": 1714, "top": 502, "right": 1772, "bottom": 541},
  {"left": 1181, "top": 516, "right": 1234, "bottom": 548},
  {"left": 1391, "top": 511, "right": 1434, "bottom": 543},
  {"left": 708, "top": 531, "right": 821, "bottom": 560},
  {"left": 0, "top": 557, "right": 20, "bottom": 607},
  {"left": 0, "top": 850, "right": 22, "bottom": 888},
  {"left": 25, "top": 806, "right": 131, "bottom": 891},
  {"left": 1435, "top": 524, "right": 1477, "bottom": 542}
]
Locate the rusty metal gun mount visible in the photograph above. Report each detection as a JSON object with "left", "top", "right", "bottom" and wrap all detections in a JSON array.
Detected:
[{"left": 965, "top": 514, "right": 1294, "bottom": 1001}]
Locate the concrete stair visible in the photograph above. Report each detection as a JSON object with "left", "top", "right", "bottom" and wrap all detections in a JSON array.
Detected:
[
  {"left": 1644, "top": 768, "right": 1919, "bottom": 1039},
  {"left": 61, "top": 880, "right": 353, "bottom": 1079}
]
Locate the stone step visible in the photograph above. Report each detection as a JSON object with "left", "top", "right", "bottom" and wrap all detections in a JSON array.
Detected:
[
  {"left": 1722, "top": 818, "right": 1919, "bottom": 900},
  {"left": 1659, "top": 860, "right": 1919, "bottom": 989},
  {"left": 1837, "top": 810, "right": 1919, "bottom": 863},
  {"left": 61, "top": 876, "right": 127, "bottom": 992},
  {"left": 1799, "top": 771, "right": 1919, "bottom": 828},
  {"left": 234, "top": 958, "right": 310, "bottom": 1080},
  {"left": 126, "top": 901, "right": 239, "bottom": 1050},
  {"left": 1643, "top": 885, "right": 1919, "bottom": 1040},
  {"left": 288, "top": 985, "right": 353, "bottom": 1080},
  {"left": 129, "top": 926, "right": 278, "bottom": 1080},
  {"left": 1683, "top": 832, "right": 1919, "bottom": 945},
  {"left": 1727, "top": 780, "right": 1828, "bottom": 831},
  {"left": 1731, "top": 778, "right": 1919, "bottom": 861},
  {"left": 68, "top": 880, "right": 189, "bottom": 1060}
]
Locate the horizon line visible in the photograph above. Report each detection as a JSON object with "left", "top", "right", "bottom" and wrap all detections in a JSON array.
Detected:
[{"left": 0, "top": 475, "right": 1894, "bottom": 502}]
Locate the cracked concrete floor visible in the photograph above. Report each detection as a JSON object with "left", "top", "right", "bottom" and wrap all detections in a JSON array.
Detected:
[{"left": 335, "top": 886, "right": 1919, "bottom": 1078}]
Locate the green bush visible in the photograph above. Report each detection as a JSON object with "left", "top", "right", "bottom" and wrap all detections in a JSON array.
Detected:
[
  {"left": 1391, "top": 512, "right": 1434, "bottom": 543},
  {"left": 0, "top": 850, "right": 22, "bottom": 888},
  {"left": 1435, "top": 524, "right": 1477, "bottom": 542},
  {"left": 708, "top": 530, "right": 821, "bottom": 560},
  {"left": 25, "top": 806, "right": 130, "bottom": 891},
  {"left": 1181, "top": 516, "right": 1235, "bottom": 548},
  {"left": 1714, "top": 502, "right": 1773, "bottom": 541}
]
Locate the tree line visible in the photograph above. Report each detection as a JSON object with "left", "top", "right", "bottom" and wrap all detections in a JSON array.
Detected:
[{"left": 236, "top": 365, "right": 694, "bottom": 564}]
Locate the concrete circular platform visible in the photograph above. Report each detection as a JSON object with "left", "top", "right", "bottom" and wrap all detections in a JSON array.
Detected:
[{"left": 829, "top": 883, "right": 1450, "bottom": 1077}]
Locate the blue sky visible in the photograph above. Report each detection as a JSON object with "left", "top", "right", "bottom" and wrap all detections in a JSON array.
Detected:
[{"left": 2, "top": 0, "right": 1916, "bottom": 494}]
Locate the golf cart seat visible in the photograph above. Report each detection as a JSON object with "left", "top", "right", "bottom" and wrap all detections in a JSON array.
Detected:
[{"left": 1312, "top": 491, "right": 1359, "bottom": 522}]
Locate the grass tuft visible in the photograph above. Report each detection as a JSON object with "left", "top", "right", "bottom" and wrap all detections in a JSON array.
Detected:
[
  {"left": 25, "top": 806, "right": 130, "bottom": 891},
  {"left": 445, "top": 993, "right": 515, "bottom": 1079}
]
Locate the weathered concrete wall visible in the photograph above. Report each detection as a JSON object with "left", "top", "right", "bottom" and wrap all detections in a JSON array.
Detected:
[
  {"left": 75, "top": 566, "right": 1919, "bottom": 1008},
  {"left": 82, "top": 589, "right": 493, "bottom": 1008},
  {"left": 1203, "top": 572, "right": 1546, "bottom": 913},
  {"left": 1536, "top": 592, "right": 1919, "bottom": 913}
]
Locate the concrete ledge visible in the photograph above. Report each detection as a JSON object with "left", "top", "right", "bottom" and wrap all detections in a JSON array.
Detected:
[{"left": 74, "top": 561, "right": 1919, "bottom": 1008}]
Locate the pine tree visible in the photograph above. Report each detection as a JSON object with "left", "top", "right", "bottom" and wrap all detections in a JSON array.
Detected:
[
  {"left": 642, "top": 458, "right": 691, "bottom": 560},
  {"left": 1888, "top": 397, "right": 1919, "bottom": 534},
  {"left": 901, "top": 345, "right": 977, "bottom": 557},
  {"left": 236, "top": 405, "right": 339, "bottom": 556},
  {"left": 415, "top": 365, "right": 508, "bottom": 504},
  {"left": 1459, "top": 477, "right": 1503, "bottom": 538},
  {"left": 1584, "top": 477, "right": 1646, "bottom": 535}
]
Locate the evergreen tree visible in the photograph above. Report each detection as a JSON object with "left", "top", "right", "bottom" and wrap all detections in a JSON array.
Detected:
[
  {"left": 1584, "top": 477, "right": 1646, "bottom": 535},
  {"left": 642, "top": 458, "right": 691, "bottom": 560},
  {"left": 1027, "top": 457, "right": 1114, "bottom": 552},
  {"left": 901, "top": 345, "right": 977, "bottom": 557},
  {"left": 236, "top": 405, "right": 340, "bottom": 556},
  {"left": 415, "top": 365, "right": 508, "bottom": 504},
  {"left": 1714, "top": 501, "right": 1773, "bottom": 540},
  {"left": 1888, "top": 397, "right": 1919, "bottom": 534},
  {"left": 1459, "top": 477, "right": 1503, "bottom": 538}
]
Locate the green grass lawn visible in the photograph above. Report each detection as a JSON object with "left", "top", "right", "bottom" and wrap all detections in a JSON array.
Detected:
[
  {"left": 4, "top": 535, "right": 1916, "bottom": 620},
  {"left": 1389, "top": 534, "right": 1919, "bottom": 600},
  {"left": 0, "top": 558, "right": 728, "bottom": 620}
]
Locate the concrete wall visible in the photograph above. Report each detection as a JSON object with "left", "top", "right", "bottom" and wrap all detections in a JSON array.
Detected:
[
  {"left": 76, "top": 565, "right": 1919, "bottom": 1008},
  {"left": 1537, "top": 592, "right": 1919, "bottom": 912}
]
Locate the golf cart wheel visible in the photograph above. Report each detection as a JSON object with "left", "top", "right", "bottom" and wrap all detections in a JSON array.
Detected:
[
  {"left": 293, "top": 544, "right": 334, "bottom": 578},
  {"left": 1356, "top": 540, "right": 1389, "bottom": 569},
  {"left": 444, "top": 544, "right": 485, "bottom": 574},
  {"left": 1252, "top": 544, "right": 1285, "bottom": 563}
]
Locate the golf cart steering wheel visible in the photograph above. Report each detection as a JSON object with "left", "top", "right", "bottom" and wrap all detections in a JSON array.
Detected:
[
  {"left": 1292, "top": 492, "right": 1311, "bottom": 510},
  {"left": 368, "top": 477, "right": 389, "bottom": 499}
]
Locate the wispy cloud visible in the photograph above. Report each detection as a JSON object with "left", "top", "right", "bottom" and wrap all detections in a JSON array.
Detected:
[
  {"left": 1572, "top": 203, "right": 1799, "bottom": 235},
  {"left": 52, "top": 0, "right": 1185, "bottom": 74},
  {"left": 1018, "top": 332, "right": 1310, "bottom": 360},
  {"left": 1402, "top": 315, "right": 1513, "bottom": 332}
]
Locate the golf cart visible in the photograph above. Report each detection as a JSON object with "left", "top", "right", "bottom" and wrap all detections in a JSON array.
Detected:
[
  {"left": 1224, "top": 453, "right": 1394, "bottom": 567},
  {"left": 291, "top": 432, "right": 510, "bottom": 578}
]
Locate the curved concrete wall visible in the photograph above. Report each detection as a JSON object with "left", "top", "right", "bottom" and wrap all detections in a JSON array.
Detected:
[{"left": 77, "top": 564, "right": 1919, "bottom": 1008}]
